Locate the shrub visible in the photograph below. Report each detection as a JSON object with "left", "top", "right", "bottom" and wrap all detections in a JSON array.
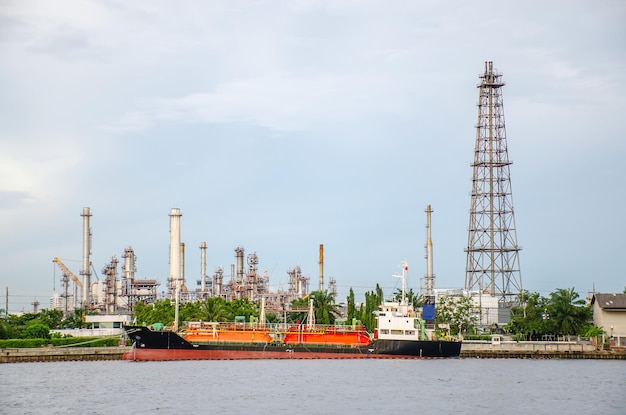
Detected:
[{"left": 24, "top": 323, "right": 50, "bottom": 340}]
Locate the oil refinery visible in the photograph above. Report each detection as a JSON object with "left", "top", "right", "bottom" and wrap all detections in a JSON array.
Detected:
[{"left": 49, "top": 207, "right": 332, "bottom": 318}]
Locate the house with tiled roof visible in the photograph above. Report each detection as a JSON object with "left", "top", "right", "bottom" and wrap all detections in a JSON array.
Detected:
[{"left": 591, "top": 293, "right": 626, "bottom": 348}]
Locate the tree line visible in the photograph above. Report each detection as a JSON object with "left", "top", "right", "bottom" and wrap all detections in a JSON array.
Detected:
[{"left": 0, "top": 286, "right": 602, "bottom": 341}]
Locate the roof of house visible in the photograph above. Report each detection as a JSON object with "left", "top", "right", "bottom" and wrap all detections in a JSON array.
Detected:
[{"left": 592, "top": 293, "right": 626, "bottom": 310}]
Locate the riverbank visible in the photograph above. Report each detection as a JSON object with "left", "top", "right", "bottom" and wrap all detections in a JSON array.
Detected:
[
  {"left": 1, "top": 346, "right": 130, "bottom": 363},
  {"left": 460, "top": 340, "right": 626, "bottom": 359},
  {"left": 2, "top": 343, "right": 625, "bottom": 363}
]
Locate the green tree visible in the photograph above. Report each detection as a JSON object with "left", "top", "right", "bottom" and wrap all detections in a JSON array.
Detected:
[
  {"left": 61, "top": 308, "right": 87, "bottom": 329},
  {"left": 287, "top": 291, "right": 340, "bottom": 325},
  {"left": 435, "top": 295, "right": 478, "bottom": 335},
  {"left": 227, "top": 298, "right": 258, "bottom": 322},
  {"left": 358, "top": 286, "right": 384, "bottom": 332},
  {"left": 506, "top": 288, "right": 591, "bottom": 339},
  {"left": 393, "top": 288, "right": 422, "bottom": 307},
  {"left": 24, "top": 323, "right": 50, "bottom": 339},
  {"left": 39, "top": 309, "right": 64, "bottom": 329},
  {"left": 548, "top": 287, "right": 590, "bottom": 336},
  {"left": 507, "top": 291, "right": 551, "bottom": 340},
  {"left": 0, "top": 318, "right": 11, "bottom": 339},
  {"left": 346, "top": 288, "right": 356, "bottom": 323},
  {"left": 264, "top": 313, "right": 279, "bottom": 324},
  {"left": 180, "top": 301, "right": 203, "bottom": 322},
  {"left": 289, "top": 296, "right": 310, "bottom": 324},
  {"left": 311, "top": 290, "right": 339, "bottom": 325},
  {"left": 3, "top": 312, "right": 37, "bottom": 338},
  {"left": 583, "top": 325, "right": 605, "bottom": 346},
  {"left": 202, "top": 297, "right": 230, "bottom": 322},
  {"left": 133, "top": 299, "right": 175, "bottom": 326}
]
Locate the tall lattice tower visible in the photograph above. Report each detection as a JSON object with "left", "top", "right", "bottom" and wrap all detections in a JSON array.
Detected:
[{"left": 464, "top": 61, "right": 522, "bottom": 304}]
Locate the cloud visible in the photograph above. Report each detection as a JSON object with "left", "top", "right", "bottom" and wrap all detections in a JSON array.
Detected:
[
  {"left": 0, "top": 190, "right": 36, "bottom": 209},
  {"left": 107, "top": 70, "right": 417, "bottom": 132}
]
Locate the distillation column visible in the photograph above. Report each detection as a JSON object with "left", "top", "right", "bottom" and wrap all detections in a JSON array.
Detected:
[
  {"left": 235, "top": 246, "right": 245, "bottom": 299},
  {"left": 464, "top": 61, "right": 523, "bottom": 304},
  {"left": 122, "top": 247, "right": 136, "bottom": 309}
]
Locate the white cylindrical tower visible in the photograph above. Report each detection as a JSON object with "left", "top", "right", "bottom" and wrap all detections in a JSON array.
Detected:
[
  {"left": 169, "top": 208, "right": 182, "bottom": 330},
  {"left": 200, "top": 242, "right": 207, "bottom": 293},
  {"left": 169, "top": 208, "right": 182, "bottom": 289},
  {"left": 80, "top": 207, "right": 92, "bottom": 308}
]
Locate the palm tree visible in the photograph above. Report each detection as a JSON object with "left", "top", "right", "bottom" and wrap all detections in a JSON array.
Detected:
[
  {"left": 290, "top": 290, "right": 339, "bottom": 325},
  {"left": 392, "top": 288, "right": 423, "bottom": 306},
  {"left": 312, "top": 290, "right": 339, "bottom": 325},
  {"left": 203, "top": 297, "right": 230, "bottom": 322},
  {"left": 548, "top": 287, "right": 590, "bottom": 336},
  {"left": 583, "top": 325, "right": 605, "bottom": 347}
]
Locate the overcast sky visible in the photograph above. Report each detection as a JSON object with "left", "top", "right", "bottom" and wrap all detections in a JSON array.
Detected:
[{"left": 1, "top": 0, "right": 624, "bottom": 313}]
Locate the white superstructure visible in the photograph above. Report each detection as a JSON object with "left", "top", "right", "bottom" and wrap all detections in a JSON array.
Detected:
[{"left": 374, "top": 262, "right": 427, "bottom": 341}]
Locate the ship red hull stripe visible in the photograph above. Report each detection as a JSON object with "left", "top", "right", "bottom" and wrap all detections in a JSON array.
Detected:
[{"left": 123, "top": 349, "right": 428, "bottom": 361}]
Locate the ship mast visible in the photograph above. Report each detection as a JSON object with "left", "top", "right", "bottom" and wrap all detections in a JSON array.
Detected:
[{"left": 394, "top": 261, "right": 409, "bottom": 305}]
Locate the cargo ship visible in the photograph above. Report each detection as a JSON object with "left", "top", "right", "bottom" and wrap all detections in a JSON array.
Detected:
[{"left": 123, "top": 266, "right": 461, "bottom": 361}]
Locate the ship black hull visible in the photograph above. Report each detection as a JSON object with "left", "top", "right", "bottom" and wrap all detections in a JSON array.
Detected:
[
  {"left": 369, "top": 339, "right": 462, "bottom": 358},
  {"left": 123, "top": 326, "right": 461, "bottom": 360}
]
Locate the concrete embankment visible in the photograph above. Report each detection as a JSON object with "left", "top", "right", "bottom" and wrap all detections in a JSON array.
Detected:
[
  {"left": 460, "top": 341, "right": 626, "bottom": 359},
  {"left": 1, "top": 346, "right": 131, "bottom": 363},
  {"left": 2, "top": 343, "right": 625, "bottom": 362}
]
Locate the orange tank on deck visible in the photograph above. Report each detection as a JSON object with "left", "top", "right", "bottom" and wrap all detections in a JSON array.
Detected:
[
  {"left": 183, "top": 329, "right": 273, "bottom": 343},
  {"left": 283, "top": 328, "right": 371, "bottom": 346}
]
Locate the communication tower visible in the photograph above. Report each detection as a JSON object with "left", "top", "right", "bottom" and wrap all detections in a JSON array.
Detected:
[{"left": 464, "top": 61, "right": 523, "bottom": 304}]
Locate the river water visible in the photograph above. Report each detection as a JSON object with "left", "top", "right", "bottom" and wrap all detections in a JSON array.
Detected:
[{"left": 1, "top": 359, "right": 625, "bottom": 415}]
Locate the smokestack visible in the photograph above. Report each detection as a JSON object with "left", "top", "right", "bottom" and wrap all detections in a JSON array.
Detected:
[
  {"left": 425, "top": 205, "right": 434, "bottom": 301},
  {"left": 169, "top": 208, "right": 182, "bottom": 331},
  {"left": 80, "top": 207, "right": 92, "bottom": 308},
  {"left": 200, "top": 242, "right": 207, "bottom": 293},
  {"left": 319, "top": 244, "right": 324, "bottom": 292},
  {"left": 180, "top": 242, "right": 185, "bottom": 290},
  {"left": 169, "top": 208, "right": 182, "bottom": 292},
  {"left": 426, "top": 206, "right": 433, "bottom": 280}
]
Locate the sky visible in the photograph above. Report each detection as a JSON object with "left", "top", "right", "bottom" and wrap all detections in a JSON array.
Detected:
[{"left": 1, "top": 0, "right": 625, "bottom": 313}]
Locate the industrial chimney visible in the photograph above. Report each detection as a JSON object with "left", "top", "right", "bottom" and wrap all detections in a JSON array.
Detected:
[
  {"left": 169, "top": 208, "right": 182, "bottom": 330},
  {"left": 80, "top": 207, "right": 92, "bottom": 308}
]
